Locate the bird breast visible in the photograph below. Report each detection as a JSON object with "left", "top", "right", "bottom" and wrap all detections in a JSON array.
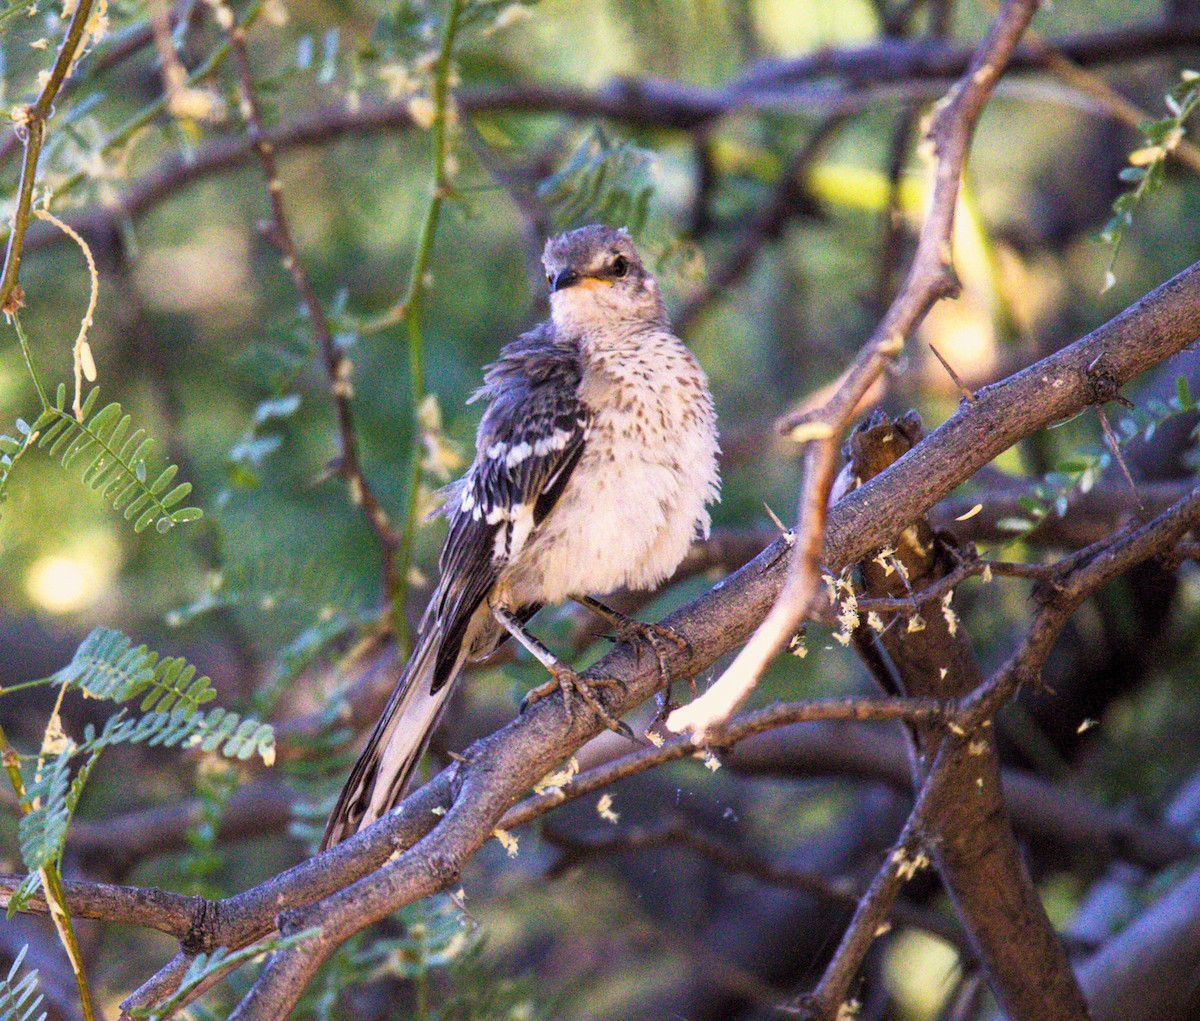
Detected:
[{"left": 499, "top": 331, "right": 719, "bottom": 606}]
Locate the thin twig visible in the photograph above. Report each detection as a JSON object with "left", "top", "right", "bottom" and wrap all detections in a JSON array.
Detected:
[
  {"left": 927, "top": 342, "right": 975, "bottom": 401},
  {"left": 666, "top": 0, "right": 1041, "bottom": 743},
  {"left": 0, "top": 0, "right": 98, "bottom": 315},
  {"left": 1096, "top": 406, "right": 1142, "bottom": 508},
  {"left": 225, "top": 10, "right": 400, "bottom": 587},
  {"left": 675, "top": 109, "right": 852, "bottom": 333},
  {"left": 790, "top": 742, "right": 953, "bottom": 1019},
  {"left": 963, "top": 482, "right": 1200, "bottom": 728}
]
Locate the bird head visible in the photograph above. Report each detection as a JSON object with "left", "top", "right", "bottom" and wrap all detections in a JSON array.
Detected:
[{"left": 541, "top": 225, "right": 667, "bottom": 335}]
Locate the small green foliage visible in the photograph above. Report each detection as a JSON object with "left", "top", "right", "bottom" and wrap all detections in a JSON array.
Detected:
[
  {"left": 53, "top": 626, "right": 220, "bottom": 712},
  {"left": 252, "top": 611, "right": 366, "bottom": 720},
  {"left": 127, "top": 930, "right": 320, "bottom": 1021},
  {"left": 166, "top": 555, "right": 365, "bottom": 629},
  {"left": 1101, "top": 69, "right": 1200, "bottom": 291},
  {"left": 538, "top": 126, "right": 656, "bottom": 234},
  {"left": 97, "top": 702, "right": 276, "bottom": 761},
  {"left": 999, "top": 377, "right": 1198, "bottom": 534},
  {"left": 0, "top": 416, "right": 38, "bottom": 514},
  {"left": 0, "top": 947, "right": 46, "bottom": 1021},
  {"left": 26, "top": 384, "right": 203, "bottom": 534},
  {"left": 60, "top": 626, "right": 277, "bottom": 760},
  {"left": 15, "top": 751, "right": 72, "bottom": 876},
  {"left": 6, "top": 629, "right": 275, "bottom": 912},
  {"left": 226, "top": 392, "right": 302, "bottom": 491}
]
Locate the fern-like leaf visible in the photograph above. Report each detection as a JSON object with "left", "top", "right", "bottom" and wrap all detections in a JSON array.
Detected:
[
  {"left": 100, "top": 706, "right": 275, "bottom": 764},
  {"left": 51, "top": 629, "right": 277, "bottom": 764},
  {"left": 7, "top": 751, "right": 74, "bottom": 915},
  {"left": 166, "top": 555, "right": 363, "bottom": 627},
  {"left": 0, "top": 947, "right": 46, "bottom": 1021},
  {"left": 7, "top": 632, "right": 275, "bottom": 912},
  {"left": 537, "top": 126, "right": 656, "bottom": 234},
  {"left": 53, "top": 627, "right": 219, "bottom": 712},
  {"left": 16, "top": 752, "right": 72, "bottom": 875},
  {"left": 31, "top": 384, "right": 203, "bottom": 534}
]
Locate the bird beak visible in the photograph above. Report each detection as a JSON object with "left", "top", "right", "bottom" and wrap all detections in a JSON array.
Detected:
[
  {"left": 551, "top": 269, "right": 613, "bottom": 292},
  {"left": 551, "top": 268, "right": 579, "bottom": 292}
]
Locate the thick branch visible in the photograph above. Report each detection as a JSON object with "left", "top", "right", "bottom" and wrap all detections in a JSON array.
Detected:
[
  {"left": 145, "top": 249, "right": 1200, "bottom": 1019},
  {"left": 0, "top": 875, "right": 197, "bottom": 940}
]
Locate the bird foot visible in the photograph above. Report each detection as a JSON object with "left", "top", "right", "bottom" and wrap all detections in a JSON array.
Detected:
[
  {"left": 609, "top": 618, "right": 690, "bottom": 693},
  {"left": 521, "top": 666, "right": 634, "bottom": 742}
]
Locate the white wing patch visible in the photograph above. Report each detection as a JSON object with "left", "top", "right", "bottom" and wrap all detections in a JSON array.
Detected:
[
  {"left": 485, "top": 427, "right": 578, "bottom": 471},
  {"left": 534, "top": 428, "right": 576, "bottom": 456},
  {"left": 505, "top": 441, "right": 532, "bottom": 467},
  {"left": 492, "top": 503, "right": 535, "bottom": 561}
]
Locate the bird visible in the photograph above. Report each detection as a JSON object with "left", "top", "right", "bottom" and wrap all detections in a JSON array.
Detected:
[{"left": 321, "top": 224, "right": 720, "bottom": 850}]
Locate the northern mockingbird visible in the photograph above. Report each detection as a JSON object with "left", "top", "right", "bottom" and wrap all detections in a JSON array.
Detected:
[{"left": 322, "top": 224, "right": 720, "bottom": 849}]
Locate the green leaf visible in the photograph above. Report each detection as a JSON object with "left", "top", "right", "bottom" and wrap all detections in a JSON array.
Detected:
[
  {"left": 165, "top": 556, "right": 364, "bottom": 628},
  {"left": 47, "top": 628, "right": 278, "bottom": 765},
  {"left": 253, "top": 394, "right": 301, "bottom": 423},
  {"left": 53, "top": 627, "right": 218, "bottom": 712},
  {"left": 0, "top": 946, "right": 46, "bottom": 1021},
  {"left": 537, "top": 125, "right": 658, "bottom": 233},
  {"left": 17, "top": 751, "right": 72, "bottom": 875},
  {"left": 1016, "top": 494, "right": 1045, "bottom": 515},
  {"left": 35, "top": 387, "right": 202, "bottom": 535}
]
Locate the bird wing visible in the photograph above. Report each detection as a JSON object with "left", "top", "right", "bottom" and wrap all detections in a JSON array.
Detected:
[
  {"left": 322, "top": 334, "right": 590, "bottom": 849},
  {"left": 427, "top": 339, "right": 591, "bottom": 691}
]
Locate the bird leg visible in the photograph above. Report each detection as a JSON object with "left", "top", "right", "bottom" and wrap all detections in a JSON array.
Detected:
[
  {"left": 493, "top": 606, "right": 634, "bottom": 742},
  {"left": 574, "top": 595, "right": 690, "bottom": 697}
]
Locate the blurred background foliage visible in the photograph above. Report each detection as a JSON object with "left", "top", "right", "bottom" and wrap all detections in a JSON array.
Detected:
[{"left": 2, "top": 0, "right": 1200, "bottom": 1018}]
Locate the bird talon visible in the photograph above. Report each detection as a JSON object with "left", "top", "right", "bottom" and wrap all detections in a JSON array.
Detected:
[
  {"left": 520, "top": 676, "right": 558, "bottom": 714},
  {"left": 613, "top": 619, "right": 688, "bottom": 693},
  {"left": 523, "top": 665, "right": 631, "bottom": 740}
]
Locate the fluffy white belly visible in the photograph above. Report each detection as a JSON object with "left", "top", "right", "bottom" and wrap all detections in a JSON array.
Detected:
[{"left": 500, "top": 396, "right": 717, "bottom": 605}]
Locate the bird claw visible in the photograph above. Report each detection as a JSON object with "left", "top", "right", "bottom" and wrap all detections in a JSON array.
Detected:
[
  {"left": 614, "top": 618, "right": 691, "bottom": 697},
  {"left": 521, "top": 666, "right": 634, "bottom": 742}
]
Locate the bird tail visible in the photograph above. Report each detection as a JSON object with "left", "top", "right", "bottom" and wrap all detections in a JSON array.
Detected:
[{"left": 321, "top": 626, "right": 461, "bottom": 850}]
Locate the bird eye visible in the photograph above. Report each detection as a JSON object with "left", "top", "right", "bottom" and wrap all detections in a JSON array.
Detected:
[{"left": 611, "top": 255, "right": 629, "bottom": 278}]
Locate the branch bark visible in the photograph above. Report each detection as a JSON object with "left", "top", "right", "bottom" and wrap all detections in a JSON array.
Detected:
[{"left": 843, "top": 411, "right": 1090, "bottom": 1021}]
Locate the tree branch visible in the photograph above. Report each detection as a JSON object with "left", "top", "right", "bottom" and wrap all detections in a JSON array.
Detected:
[
  {"left": 105, "top": 244, "right": 1200, "bottom": 1017},
  {"left": 666, "top": 0, "right": 1042, "bottom": 741}
]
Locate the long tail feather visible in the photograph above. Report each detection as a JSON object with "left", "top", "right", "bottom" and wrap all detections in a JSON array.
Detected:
[{"left": 321, "top": 628, "right": 460, "bottom": 850}]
